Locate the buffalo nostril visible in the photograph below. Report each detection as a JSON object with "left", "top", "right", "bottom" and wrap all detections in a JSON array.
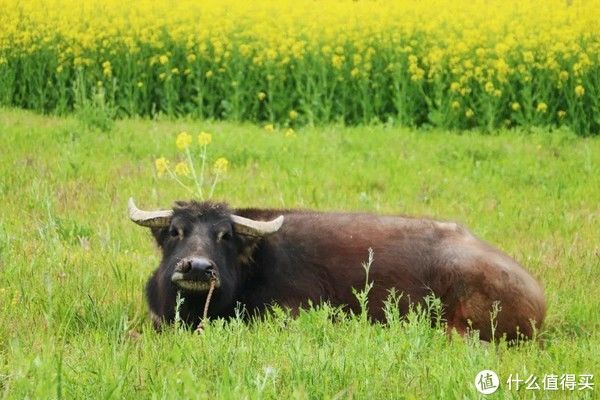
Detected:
[
  {"left": 177, "top": 260, "right": 192, "bottom": 273},
  {"left": 204, "top": 264, "right": 215, "bottom": 277}
]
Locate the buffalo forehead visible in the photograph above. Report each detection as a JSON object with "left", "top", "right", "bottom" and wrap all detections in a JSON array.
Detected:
[{"left": 173, "top": 200, "right": 232, "bottom": 220}]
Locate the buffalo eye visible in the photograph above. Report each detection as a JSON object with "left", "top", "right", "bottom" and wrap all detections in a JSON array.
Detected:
[
  {"left": 215, "top": 222, "right": 233, "bottom": 242},
  {"left": 216, "top": 230, "right": 231, "bottom": 242},
  {"left": 169, "top": 226, "right": 184, "bottom": 240}
]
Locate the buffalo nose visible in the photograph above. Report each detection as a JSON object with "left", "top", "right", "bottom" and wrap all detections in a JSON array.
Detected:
[{"left": 179, "top": 257, "right": 215, "bottom": 277}]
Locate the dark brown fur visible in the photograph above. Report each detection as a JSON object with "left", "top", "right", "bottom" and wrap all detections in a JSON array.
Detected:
[{"left": 145, "top": 201, "right": 546, "bottom": 341}]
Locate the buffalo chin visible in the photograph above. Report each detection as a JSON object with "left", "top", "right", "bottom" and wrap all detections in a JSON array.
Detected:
[{"left": 171, "top": 273, "right": 220, "bottom": 292}]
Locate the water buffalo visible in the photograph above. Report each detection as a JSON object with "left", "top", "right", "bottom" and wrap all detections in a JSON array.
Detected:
[{"left": 128, "top": 198, "right": 545, "bottom": 341}]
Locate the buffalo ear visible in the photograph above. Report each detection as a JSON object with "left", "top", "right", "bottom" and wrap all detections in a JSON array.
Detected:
[
  {"left": 230, "top": 215, "right": 283, "bottom": 265},
  {"left": 151, "top": 227, "right": 169, "bottom": 248}
]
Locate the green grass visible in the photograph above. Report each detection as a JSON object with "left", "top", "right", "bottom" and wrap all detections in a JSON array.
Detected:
[{"left": 0, "top": 108, "right": 599, "bottom": 398}]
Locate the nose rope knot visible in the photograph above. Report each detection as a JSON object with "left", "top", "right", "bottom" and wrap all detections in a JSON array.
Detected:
[{"left": 196, "top": 270, "right": 217, "bottom": 333}]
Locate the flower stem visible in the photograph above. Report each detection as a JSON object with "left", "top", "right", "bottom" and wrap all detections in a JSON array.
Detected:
[
  {"left": 185, "top": 147, "right": 203, "bottom": 199},
  {"left": 208, "top": 173, "right": 221, "bottom": 199},
  {"left": 166, "top": 166, "right": 195, "bottom": 196},
  {"left": 198, "top": 145, "right": 207, "bottom": 196}
]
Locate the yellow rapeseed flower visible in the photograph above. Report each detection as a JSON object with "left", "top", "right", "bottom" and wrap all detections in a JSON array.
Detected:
[
  {"left": 511, "top": 102, "right": 521, "bottom": 111},
  {"left": 285, "top": 128, "right": 296, "bottom": 137},
  {"left": 174, "top": 161, "right": 190, "bottom": 176},
  {"left": 102, "top": 60, "right": 112, "bottom": 77},
  {"left": 536, "top": 102, "right": 548, "bottom": 113},
  {"left": 3, "top": 0, "right": 600, "bottom": 134},
  {"left": 558, "top": 110, "right": 567, "bottom": 119},
  {"left": 331, "top": 55, "right": 344, "bottom": 69},
  {"left": 523, "top": 51, "right": 534, "bottom": 63},
  {"left": 410, "top": 69, "right": 424, "bottom": 82},
  {"left": 559, "top": 71, "right": 569, "bottom": 81},
  {"left": 465, "top": 108, "right": 475, "bottom": 118},
  {"left": 264, "top": 123, "right": 274, "bottom": 132},
  {"left": 213, "top": 157, "right": 229, "bottom": 174},
  {"left": 198, "top": 132, "right": 212, "bottom": 146},
  {"left": 176, "top": 131, "right": 193, "bottom": 150},
  {"left": 155, "top": 157, "right": 169, "bottom": 177},
  {"left": 289, "top": 110, "right": 298, "bottom": 120},
  {"left": 451, "top": 101, "right": 460, "bottom": 110}
]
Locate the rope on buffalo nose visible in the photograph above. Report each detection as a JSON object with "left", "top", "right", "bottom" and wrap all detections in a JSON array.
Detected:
[{"left": 195, "top": 274, "right": 217, "bottom": 334}]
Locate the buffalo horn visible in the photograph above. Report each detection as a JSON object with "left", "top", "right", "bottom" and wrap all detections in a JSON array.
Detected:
[
  {"left": 231, "top": 214, "right": 284, "bottom": 237},
  {"left": 128, "top": 197, "right": 173, "bottom": 228}
]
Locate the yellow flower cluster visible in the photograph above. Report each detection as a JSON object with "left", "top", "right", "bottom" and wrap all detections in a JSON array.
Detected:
[
  {"left": 1, "top": 0, "right": 599, "bottom": 133},
  {"left": 156, "top": 131, "right": 228, "bottom": 175},
  {"left": 176, "top": 131, "right": 193, "bottom": 150},
  {"left": 213, "top": 158, "right": 229, "bottom": 174},
  {"left": 155, "top": 157, "right": 169, "bottom": 177},
  {"left": 174, "top": 162, "right": 190, "bottom": 177},
  {"left": 155, "top": 130, "right": 229, "bottom": 198},
  {"left": 198, "top": 132, "right": 212, "bottom": 146}
]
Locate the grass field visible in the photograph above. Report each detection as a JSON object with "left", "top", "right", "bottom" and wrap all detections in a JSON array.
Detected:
[{"left": 0, "top": 108, "right": 599, "bottom": 398}]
